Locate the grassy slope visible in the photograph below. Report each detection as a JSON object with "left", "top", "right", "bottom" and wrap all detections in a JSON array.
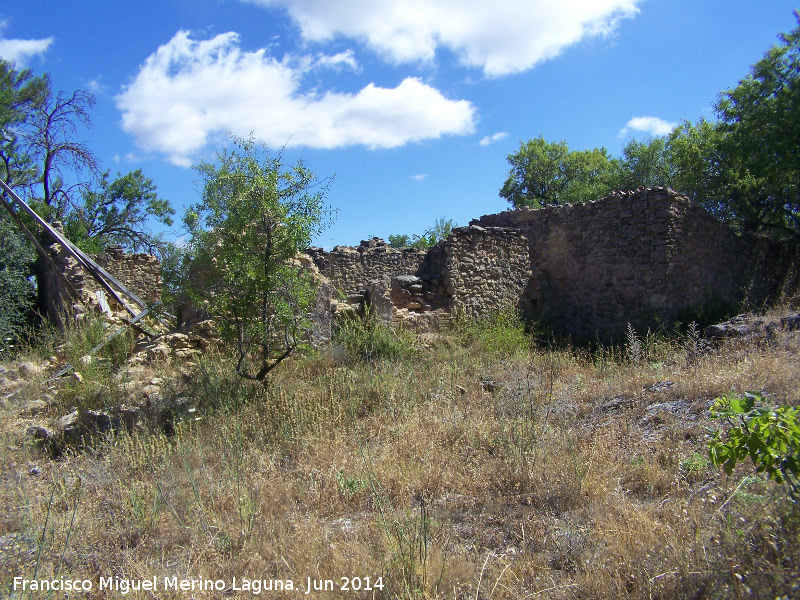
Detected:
[{"left": 1, "top": 311, "right": 799, "bottom": 599}]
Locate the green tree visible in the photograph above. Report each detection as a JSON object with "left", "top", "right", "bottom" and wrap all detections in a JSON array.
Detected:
[
  {"left": 64, "top": 169, "right": 174, "bottom": 254},
  {"left": 664, "top": 120, "right": 728, "bottom": 215},
  {"left": 185, "top": 136, "right": 334, "bottom": 383},
  {"left": 1, "top": 61, "right": 174, "bottom": 323},
  {"left": 615, "top": 122, "right": 727, "bottom": 213},
  {"left": 0, "top": 61, "right": 44, "bottom": 348},
  {"left": 617, "top": 136, "right": 672, "bottom": 191},
  {"left": 0, "top": 210, "right": 35, "bottom": 353},
  {"left": 388, "top": 234, "right": 411, "bottom": 248},
  {"left": 0, "top": 60, "right": 46, "bottom": 192},
  {"left": 712, "top": 12, "right": 800, "bottom": 239},
  {"left": 389, "top": 216, "right": 457, "bottom": 250},
  {"left": 500, "top": 136, "right": 621, "bottom": 208}
]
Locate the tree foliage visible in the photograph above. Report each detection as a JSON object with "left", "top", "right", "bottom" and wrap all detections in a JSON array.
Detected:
[
  {"left": 19, "top": 78, "right": 99, "bottom": 218},
  {"left": 0, "top": 61, "right": 46, "bottom": 191},
  {"left": 389, "top": 217, "right": 457, "bottom": 249},
  {"left": 65, "top": 169, "right": 174, "bottom": 254},
  {"left": 501, "top": 14, "right": 800, "bottom": 241},
  {"left": 500, "top": 136, "right": 620, "bottom": 208},
  {"left": 185, "top": 136, "right": 334, "bottom": 382},
  {"left": 0, "top": 59, "right": 174, "bottom": 334},
  {"left": 1, "top": 59, "right": 172, "bottom": 250},
  {"left": 708, "top": 392, "right": 800, "bottom": 503},
  {"left": 388, "top": 234, "right": 412, "bottom": 249},
  {"left": 712, "top": 14, "right": 800, "bottom": 239},
  {"left": 0, "top": 210, "right": 35, "bottom": 354}
]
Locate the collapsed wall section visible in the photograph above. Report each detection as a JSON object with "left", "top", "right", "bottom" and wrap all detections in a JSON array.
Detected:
[{"left": 45, "top": 232, "right": 161, "bottom": 324}]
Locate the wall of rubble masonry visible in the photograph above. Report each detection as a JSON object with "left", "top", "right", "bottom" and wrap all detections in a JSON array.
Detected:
[
  {"left": 310, "top": 188, "right": 800, "bottom": 341},
  {"left": 45, "top": 229, "right": 161, "bottom": 324},
  {"left": 44, "top": 189, "right": 799, "bottom": 343}
]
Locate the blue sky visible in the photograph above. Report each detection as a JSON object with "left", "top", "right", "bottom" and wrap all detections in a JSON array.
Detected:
[{"left": 1, "top": 1, "right": 798, "bottom": 248}]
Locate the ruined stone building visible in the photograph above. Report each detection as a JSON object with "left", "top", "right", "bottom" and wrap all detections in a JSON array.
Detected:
[
  {"left": 47, "top": 187, "right": 800, "bottom": 343},
  {"left": 309, "top": 188, "right": 799, "bottom": 342}
]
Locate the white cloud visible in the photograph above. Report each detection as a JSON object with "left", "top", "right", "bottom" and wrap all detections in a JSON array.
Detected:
[
  {"left": 86, "top": 77, "right": 107, "bottom": 94},
  {"left": 244, "top": 0, "right": 640, "bottom": 76},
  {"left": 479, "top": 132, "right": 508, "bottom": 146},
  {"left": 0, "top": 21, "right": 53, "bottom": 65},
  {"left": 411, "top": 173, "right": 427, "bottom": 181},
  {"left": 313, "top": 49, "right": 360, "bottom": 71},
  {"left": 116, "top": 31, "right": 476, "bottom": 166},
  {"left": 619, "top": 116, "right": 678, "bottom": 138}
]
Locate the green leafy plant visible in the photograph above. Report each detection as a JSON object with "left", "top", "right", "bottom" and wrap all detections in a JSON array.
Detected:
[
  {"left": 708, "top": 392, "right": 800, "bottom": 503},
  {"left": 333, "top": 312, "right": 418, "bottom": 364},
  {"left": 456, "top": 308, "right": 532, "bottom": 357},
  {"left": 389, "top": 216, "right": 457, "bottom": 250},
  {"left": 335, "top": 470, "right": 368, "bottom": 498},
  {"left": 185, "top": 135, "right": 334, "bottom": 383}
]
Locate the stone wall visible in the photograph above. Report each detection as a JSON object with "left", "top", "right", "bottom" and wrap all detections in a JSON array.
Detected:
[
  {"left": 473, "top": 188, "right": 799, "bottom": 341},
  {"left": 46, "top": 234, "right": 161, "bottom": 324},
  {"left": 314, "top": 188, "right": 800, "bottom": 342},
  {"left": 307, "top": 238, "right": 426, "bottom": 296},
  {"left": 441, "top": 226, "right": 533, "bottom": 319}
]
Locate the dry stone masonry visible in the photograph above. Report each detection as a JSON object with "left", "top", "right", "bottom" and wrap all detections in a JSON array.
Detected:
[
  {"left": 46, "top": 187, "right": 800, "bottom": 344},
  {"left": 311, "top": 188, "right": 799, "bottom": 341},
  {"left": 307, "top": 237, "right": 426, "bottom": 294},
  {"left": 45, "top": 224, "right": 161, "bottom": 326}
]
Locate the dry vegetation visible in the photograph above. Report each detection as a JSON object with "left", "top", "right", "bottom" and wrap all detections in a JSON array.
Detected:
[{"left": 1, "top": 309, "right": 799, "bottom": 599}]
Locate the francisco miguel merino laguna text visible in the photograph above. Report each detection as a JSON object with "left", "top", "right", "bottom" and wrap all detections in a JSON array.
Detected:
[{"left": 14, "top": 575, "right": 386, "bottom": 594}]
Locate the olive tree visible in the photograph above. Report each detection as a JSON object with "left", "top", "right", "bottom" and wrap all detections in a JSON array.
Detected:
[{"left": 185, "top": 136, "right": 333, "bottom": 382}]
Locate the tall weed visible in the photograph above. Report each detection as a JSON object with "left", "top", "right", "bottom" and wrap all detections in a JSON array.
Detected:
[
  {"left": 333, "top": 314, "right": 418, "bottom": 363},
  {"left": 456, "top": 308, "right": 532, "bottom": 357}
]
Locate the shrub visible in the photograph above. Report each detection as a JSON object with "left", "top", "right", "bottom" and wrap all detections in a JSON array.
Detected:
[
  {"left": 332, "top": 314, "right": 418, "bottom": 363},
  {"left": 456, "top": 308, "right": 532, "bottom": 357},
  {"left": 708, "top": 391, "right": 800, "bottom": 503},
  {"left": 0, "top": 212, "right": 35, "bottom": 356}
]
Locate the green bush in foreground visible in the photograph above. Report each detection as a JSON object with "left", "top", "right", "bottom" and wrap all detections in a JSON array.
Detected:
[{"left": 708, "top": 392, "right": 800, "bottom": 503}]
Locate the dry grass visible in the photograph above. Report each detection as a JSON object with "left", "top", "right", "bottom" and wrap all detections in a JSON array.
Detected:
[{"left": 1, "top": 310, "right": 799, "bottom": 599}]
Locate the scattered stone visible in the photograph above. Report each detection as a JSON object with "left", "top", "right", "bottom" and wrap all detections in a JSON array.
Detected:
[
  {"left": 704, "top": 315, "right": 756, "bottom": 339},
  {"left": 347, "top": 293, "right": 365, "bottom": 304},
  {"left": 418, "top": 332, "right": 438, "bottom": 347},
  {"left": 480, "top": 376, "right": 498, "bottom": 393},
  {"left": 140, "top": 385, "right": 163, "bottom": 400},
  {"left": 193, "top": 319, "right": 216, "bottom": 332},
  {"left": 27, "top": 425, "right": 54, "bottom": 441},
  {"left": 20, "top": 400, "right": 49, "bottom": 417},
  {"left": 17, "top": 361, "right": 41, "bottom": 380},
  {"left": 640, "top": 399, "right": 693, "bottom": 427},
  {"left": 146, "top": 344, "right": 171, "bottom": 361},
  {"left": 166, "top": 333, "right": 192, "bottom": 349},
  {"left": 319, "top": 344, "right": 347, "bottom": 363},
  {"left": 781, "top": 313, "right": 800, "bottom": 331},
  {"left": 59, "top": 411, "right": 80, "bottom": 430},
  {"left": 72, "top": 372, "right": 84, "bottom": 384},
  {"left": 647, "top": 381, "right": 676, "bottom": 393},
  {"left": 601, "top": 396, "right": 635, "bottom": 413}
]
